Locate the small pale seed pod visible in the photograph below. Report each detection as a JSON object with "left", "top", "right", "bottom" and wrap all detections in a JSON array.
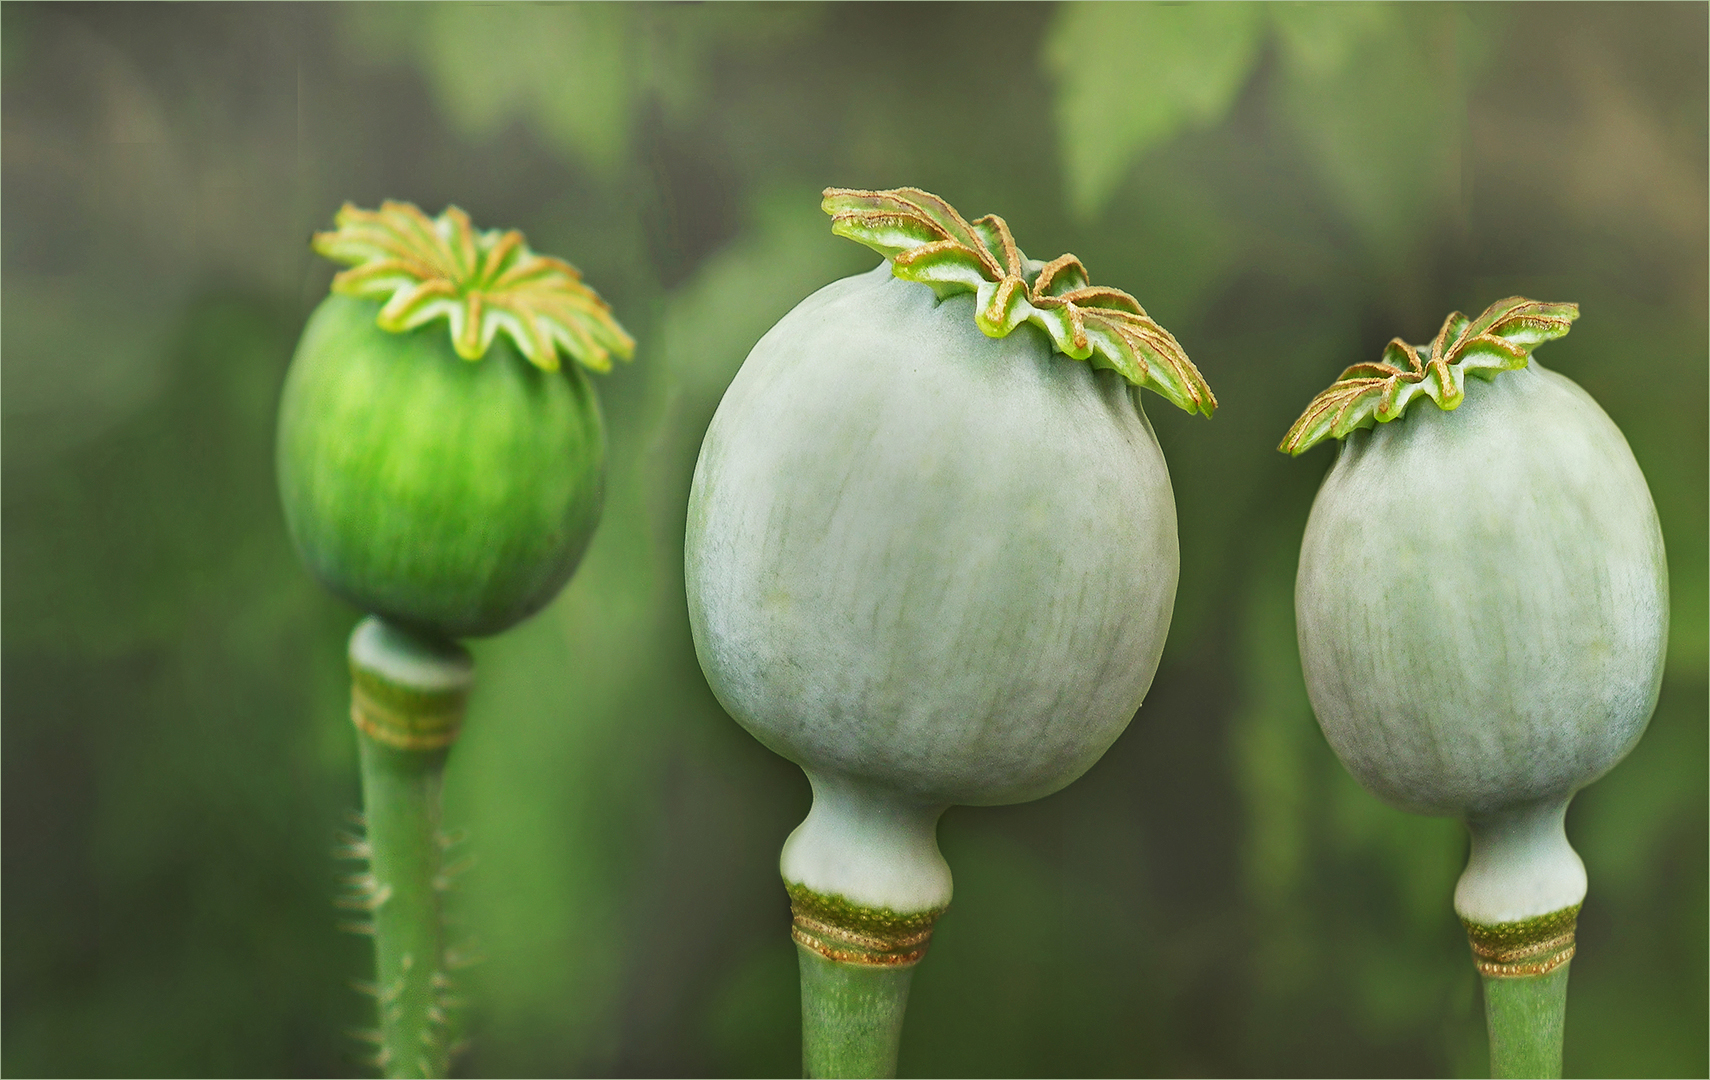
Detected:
[{"left": 1283, "top": 299, "right": 1667, "bottom": 1077}]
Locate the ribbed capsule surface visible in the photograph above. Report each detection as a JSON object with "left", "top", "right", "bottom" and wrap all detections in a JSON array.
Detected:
[
  {"left": 278, "top": 294, "right": 606, "bottom": 639},
  {"left": 686, "top": 264, "right": 1179, "bottom": 807},
  {"left": 1295, "top": 362, "right": 1667, "bottom": 817}
]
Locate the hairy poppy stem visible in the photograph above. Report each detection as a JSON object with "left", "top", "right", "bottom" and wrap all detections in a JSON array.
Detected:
[{"left": 347, "top": 617, "right": 472, "bottom": 1078}]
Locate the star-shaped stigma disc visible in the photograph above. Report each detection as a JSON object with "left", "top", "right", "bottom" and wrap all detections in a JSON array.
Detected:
[
  {"left": 1280, "top": 298, "right": 1579, "bottom": 455},
  {"left": 312, "top": 201, "right": 635, "bottom": 374},
  {"left": 822, "top": 187, "right": 1215, "bottom": 418}
]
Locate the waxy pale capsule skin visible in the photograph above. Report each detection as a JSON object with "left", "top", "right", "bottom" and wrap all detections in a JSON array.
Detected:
[
  {"left": 1295, "top": 360, "right": 1667, "bottom": 925},
  {"left": 687, "top": 263, "right": 1179, "bottom": 914}
]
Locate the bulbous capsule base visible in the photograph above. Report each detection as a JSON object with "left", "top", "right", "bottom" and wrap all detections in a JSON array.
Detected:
[
  {"left": 782, "top": 771, "right": 951, "bottom": 919},
  {"left": 1456, "top": 799, "right": 1586, "bottom": 930}
]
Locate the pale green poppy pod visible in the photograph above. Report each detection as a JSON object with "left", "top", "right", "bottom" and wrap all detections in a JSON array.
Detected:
[
  {"left": 687, "top": 263, "right": 1179, "bottom": 807},
  {"left": 1294, "top": 354, "right": 1666, "bottom": 817},
  {"left": 1285, "top": 299, "right": 1667, "bottom": 927},
  {"left": 686, "top": 188, "right": 1217, "bottom": 922}
]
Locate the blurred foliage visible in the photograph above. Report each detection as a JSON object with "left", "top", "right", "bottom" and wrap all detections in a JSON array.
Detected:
[{"left": 2, "top": 3, "right": 1703, "bottom": 1078}]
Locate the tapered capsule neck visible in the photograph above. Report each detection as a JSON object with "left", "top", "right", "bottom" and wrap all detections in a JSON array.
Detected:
[
  {"left": 781, "top": 772, "right": 951, "bottom": 979},
  {"left": 781, "top": 771, "right": 951, "bottom": 915},
  {"left": 1460, "top": 808, "right": 1581, "bottom": 1072},
  {"left": 1455, "top": 800, "right": 1585, "bottom": 985},
  {"left": 1456, "top": 798, "right": 1585, "bottom": 927},
  {"left": 350, "top": 617, "right": 472, "bottom": 690}
]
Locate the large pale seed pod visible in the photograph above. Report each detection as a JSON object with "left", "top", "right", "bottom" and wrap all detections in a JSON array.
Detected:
[
  {"left": 689, "top": 188, "right": 1215, "bottom": 1079},
  {"left": 688, "top": 189, "right": 1214, "bottom": 930},
  {"left": 688, "top": 262, "right": 1178, "bottom": 909}
]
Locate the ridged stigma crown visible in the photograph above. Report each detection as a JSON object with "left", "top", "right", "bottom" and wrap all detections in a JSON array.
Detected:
[
  {"left": 312, "top": 201, "right": 636, "bottom": 374},
  {"left": 823, "top": 187, "right": 1216, "bottom": 417},
  {"left": 1280, "top": 297, "right": 1579, "bottom": 455}
]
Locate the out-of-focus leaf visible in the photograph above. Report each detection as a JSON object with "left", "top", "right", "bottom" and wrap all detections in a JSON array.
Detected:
[
  {"left": 1271, "top": 4, "right": 1490, "bottom": 260},
  {"left": 342, "top": 4, "right": 639, "bottom": 176},
  {"left": 1045, "top": 1, "right": 1265, "bottom": 219},
  {"left": 338, "top": 4, "right": 826, "bottom": 180}
]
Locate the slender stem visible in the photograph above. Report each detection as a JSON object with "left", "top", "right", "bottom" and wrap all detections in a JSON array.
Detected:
[
  {"left": 346, "top": 617, "right": 472, "bottom": 1079},
  {"left": 1483, "top": 964, "right": 1570, "bottom": 1079},
  {"left": 797, "top": 944, "right": 916, "bottom": 1079},
  {"left": 359, "top": 736, "right": 453, "bottom": 1078}
]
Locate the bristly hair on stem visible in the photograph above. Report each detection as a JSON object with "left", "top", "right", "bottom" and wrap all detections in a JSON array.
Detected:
[
  {"left": 822, "top": 187, "right": 1216, "bottom": 418},
  {"left": 1280, "top": 297, "right": 1578, "bottom": 455},
  {"left": 332, "top": 810, "right": 473, "bottom": 1074}
]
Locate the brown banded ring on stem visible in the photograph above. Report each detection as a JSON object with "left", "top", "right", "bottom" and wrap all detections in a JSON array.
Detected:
[
  {"left": 787, "top": 884, "right": 944, "bottom": 967},
  {"left": 1463, "top": 906, "right": 1580, "bottom": 979}
]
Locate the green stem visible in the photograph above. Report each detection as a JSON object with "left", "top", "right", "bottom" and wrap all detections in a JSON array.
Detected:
[
  {"left": 359, "top": 736, "right": 452, "bottom": 1078},
  {"left": 347, "top": 617, "right": 472, "bottom": 1079},
  {"left": 1483, "top": 964, "right": 1570, "bottom": 1079},
  {"left": 797, "top": 944, "right": 916, "bottom": 1079}
]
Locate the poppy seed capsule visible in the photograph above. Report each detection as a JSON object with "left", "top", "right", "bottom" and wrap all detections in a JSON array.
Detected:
[
  {"left": 690, "top": 263, "right": 1178, "bottom": 912},
  {"left": 279, "top": 294, "right": 606, "bottom": 638},
  {"left": 1287, "top": 300, "right": 1667, "bottom": 967},
  {"left": 280, "top": 202, "right": 635, "bottom": 1080},
  {"left": 688, "top": 190, "right": 1216, "bottom": 975},
  {"left": 277, "top": 202, "right": 633, "bottom": 640}
]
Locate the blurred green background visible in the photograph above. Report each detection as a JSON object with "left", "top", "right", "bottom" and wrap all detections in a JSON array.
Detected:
[{"left": 3, "top": 3, "right": 1704, "bottom": 1076}]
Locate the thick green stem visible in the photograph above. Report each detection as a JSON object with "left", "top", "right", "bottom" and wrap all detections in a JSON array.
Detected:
[
  {"left": 797, "top": 944, "right": 916, "bottom": 1079},
  {"left": 347, "top": 616, "right": 472, "bottom": 1079},
  {"left": 1462, "top": 902, "right": 1578, "bottom": 1080},
  {"left": 785, "top": 877, "right": 944, "bottom": 1079},
  {"left": 1483, "top": 964, "right": 1570, "bottom": 1079}
]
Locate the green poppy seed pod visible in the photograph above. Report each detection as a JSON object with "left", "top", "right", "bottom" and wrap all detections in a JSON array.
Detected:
[
  {"left": 1285, "top": 299, "right": 1666, "bottom": 977},
  {"left": 687, "top": 189, "right": 1217, "bottom": 974},
  {"left": 277, "top": 202, "right": 634, "bottom": 640}
]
